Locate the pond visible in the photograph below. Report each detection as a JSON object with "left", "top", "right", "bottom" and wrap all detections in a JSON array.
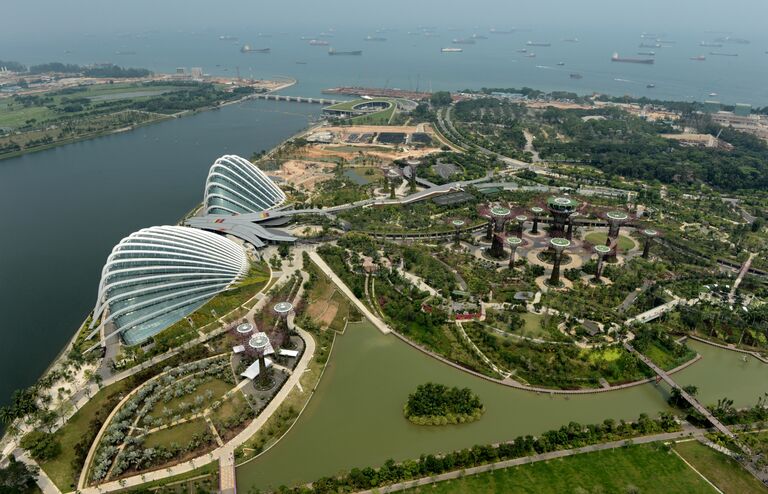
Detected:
[{"left": 237, "top": 322, "right": 768, "bottom": 491}]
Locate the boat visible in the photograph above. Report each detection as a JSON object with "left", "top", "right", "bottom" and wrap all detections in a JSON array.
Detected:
[
  {"left": 690, "top": 55, "right": 706, "bottom": 61},
  {"left": 611, "top": 52, "right": 654, "bottom": 64},
  {"left": 516, "top": 49, "right": 528, "bottom": 53},
  {"left": 709, "top": 92, "right": 718, "bottom": 97},
  {"left": 241, "top": 45, "right": 270, "bottom": 53},
  {"left": 700, "top": 41, "right": 723, "bottom": 47},
  {"left": 640, "top": 33, "right": 658, "bottom": 39},
  {"left": 295, "top": 61, "right": 307, "bottom": 65},
  {"left": 329, "top": 48, "right": 362, "bottom": 56},
  {"left": 364, "top": 36, "right": 387, "bottom": 42},
  {"left": 569, "top": 73, "right": 583, "bottom": 79},
  {"left": 441, "top": 47, "right": 463, "bottom": 53},
  {"left": 526, "top": 53, "right": 536, "bottom": 58},
  {"left": 526, "top": 41, "right": 551, "bottom": 47},
  {"left": 309, "top": 39, "right": 329, "bottom": 46},
  {"left": 716, "top": 36, "right": 750, "bottom": 44},
  {"left": 709, "top": 52, "right": 738, "bottom": 57},
  {"left": 452, "top": 38, "right": 476, "bottom": 45},
  {"left": 646, "top": 84, "right": 655, "bottom": 88},
  {"left": 557, "top": 61, "right": 565, "bottom": 66},
  {"left": 637, "top": 51, "right": 656, "bottom": 56}
]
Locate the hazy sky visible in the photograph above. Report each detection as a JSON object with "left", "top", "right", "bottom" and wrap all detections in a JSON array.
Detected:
[{"left": 4, "top": 0, "right": 767, "bottom": 37}]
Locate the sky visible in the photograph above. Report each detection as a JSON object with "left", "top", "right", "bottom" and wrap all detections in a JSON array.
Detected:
[{"left": 3, "top": 0, "right": 767, "bottom": 37}]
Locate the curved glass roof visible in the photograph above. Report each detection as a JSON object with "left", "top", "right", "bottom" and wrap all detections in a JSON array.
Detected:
[
  {"left": 203, "top": 155, "right": 286, "bottom": 215},
  {"left": 91, "top": 226, "right": 248, "bottom": 345}
]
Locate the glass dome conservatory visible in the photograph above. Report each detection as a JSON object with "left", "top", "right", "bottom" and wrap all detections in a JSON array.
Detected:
[
  {"left": 91, "top": 226, "right": 249, "bottom": 345},
  {"left": 203, "top": 154, "right": 286, "bottom": 215}
]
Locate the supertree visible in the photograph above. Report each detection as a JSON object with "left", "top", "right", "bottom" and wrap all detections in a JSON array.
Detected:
[
  {"left": 549, "top": 237, "right": 571, "bottom": 286},
  {"left": 593, "top": 244, "right": 612, "bottom": 282},
  {"left": 507, "top": 236, "right": 523, "bottom": 268}
]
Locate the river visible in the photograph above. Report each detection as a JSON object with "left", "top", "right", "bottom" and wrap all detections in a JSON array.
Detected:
[
  {"left": 0, "top": 100, "right": 320, "bottom": 408},
  {"left": 236, "top": 322, "right": 768, "bottom": 491}
]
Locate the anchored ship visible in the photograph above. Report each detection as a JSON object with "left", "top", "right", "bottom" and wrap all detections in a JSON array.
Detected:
[
  {"left": 364, "top": 36, "right": 387, "bottom": 42},
  {"left": 526, "top": 41, "right": 551, "bottom": 47},
  {"left": 611, "top": 52, "right": 654, "bottom": 64},
  {"left": 241, "top": 45, "right": 270, "bottom": 53},
  {"left": 329, "top": 48, "right": 362, "bottom": 56},
  {"left": 690, "top": 55, "right": 706, "bottom": 61},
  {"left": 709, "top": 52, "right": 738, "bottom": 57},
  {"left": 452, "top": 38, "right": 476, "bottom": 45},
  {"left": 441, "top": 47, "right": 463, "bottom": 53},
  {"left": 309, "top": 39, "right": 330, "bottom": 46}
]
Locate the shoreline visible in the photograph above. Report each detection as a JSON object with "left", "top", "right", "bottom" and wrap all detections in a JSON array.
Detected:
[{"left": 0, "top": 78, "right": 297, "bottom": 162}]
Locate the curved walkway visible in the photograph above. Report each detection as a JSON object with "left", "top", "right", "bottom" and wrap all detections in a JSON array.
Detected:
[{"left": 76, "top": 327, "right": 315, "bottom": 494}]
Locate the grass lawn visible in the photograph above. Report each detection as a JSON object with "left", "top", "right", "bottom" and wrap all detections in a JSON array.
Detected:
[
  {"left": 519, "top": 312, "right": 547, "bottom": 338},
  {"left": 402, "top": 444, "right": 716, "bottom": 494},
  {"left": 142, "top": 418, "right": 211, "bottom": 449},
  {"left": 210, "top": 390, "right": 247, "bottom": 425},
  {"left": 584, "top": 232, "right": 636, "bottom": 251},
  {"left": 146, "top": 377, "right": 232, "bottom": 421},
  {"left": 674, "top": 440, "right": 767, "bottom": 493},
  {"left": 351, "top": 104, "right": 396, "bottom": 125},
  {"left": 39, "top": 380, "right": 131, "bottom": 491}
]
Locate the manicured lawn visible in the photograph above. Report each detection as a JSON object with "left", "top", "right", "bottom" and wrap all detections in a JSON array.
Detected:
[
  {"left": 519, "top": 312, "right": 546, "bottom": 338},
  {"left": 584, "top": 232, "right": 636, "bottom": 251},
  {"left": 39, "top": 380, "right": 131, "bottom": 491},
  {"left": 674, "top": 440, "right": 767, "bottom": 493},
  {"left": 142, "top": 418, "right": 211, "bottom": 449},
  {"left": 402, "top": 444, "right": 716, "bottom": 494}
]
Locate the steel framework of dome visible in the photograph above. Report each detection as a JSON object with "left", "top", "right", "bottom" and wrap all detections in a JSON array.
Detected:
[
  {"left": 203, "top": 154, "right": 286, "bottom": 215},
  {"left": 91, "top": 225, "right": 249, "bottom": 345}
]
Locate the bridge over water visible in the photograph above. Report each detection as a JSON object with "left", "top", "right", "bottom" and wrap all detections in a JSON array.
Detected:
[
  {"left": 624, "top": 342, "right": 738, "bottom": 441},
  {"left": 252, "top": 93, "right": 341, "bottom": 105}
]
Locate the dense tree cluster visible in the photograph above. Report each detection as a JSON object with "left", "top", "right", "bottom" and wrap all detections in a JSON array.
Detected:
[
  {"left": 404, "top": 383, "right": 483, "bottom": 425},
  {"left": 533, "top": 107, "right": 768, "bottom": 191},
  {"left": 0, "top": 456, "right": 38, "bottom": 494}
]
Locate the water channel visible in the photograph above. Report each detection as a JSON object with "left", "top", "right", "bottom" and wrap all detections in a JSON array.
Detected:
[
  {"left": 0, "top": 100, "right": 320, "bottom": 408},
  {"left": 237, "top": 322, "right": 768, "bottom": 491}
]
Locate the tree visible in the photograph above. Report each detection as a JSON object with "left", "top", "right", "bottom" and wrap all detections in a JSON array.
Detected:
[
  {"left": 430, "top": 91, "right": 452, "bottom": 107},
  {"left": 20, "top": 430, "right": 61, "bottom": 461},
  {"left": 0, "top": 455, "right": 38, "bottom": 492}
]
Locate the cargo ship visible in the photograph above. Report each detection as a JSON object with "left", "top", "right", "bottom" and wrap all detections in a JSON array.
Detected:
[
  {"left": 526, "top": 41, "right": 551, "bottom": 47},
  {"left": 309, "top": 39, "right": 329, "bottom": 46},
  {"left": 611, "top": 53, "right": 654, "bottom": 64},
  {"left": 639, "top": 42, "right": 661, "bottom": 48},
  {"left": 472, "top": 34, "right": 489, "bottom": 40},
  {"left": 219, "top": 35, "right": 238, "bottom": 41},
  {"left": 700, "top": 41, "right": 723, "bottom": 47},
  {"left": 452, "top": 38, "right": 476, "bottom": 45},
  {"left": 709, "top": 52, "right": 738, "bottom": 57},
  {"left": 241, "top": 45, "right": 270, "bottom": 53},
  {"left": 441, "top": 47, "right": 463, "bottom": 53},
  {"left": 563, "top": 38, "right": 580, "bottom": 43},
  {"left": 329, "top": 48, "right": 362, "bottom": 56},
  {"left": 637, "top": 51, "right": 656, "bottom": 56},
  {"left": 364, "top": 36, "right": 387, "bottom": 42},
  {"left": 490, "top": 28, "right": 515, "bottom": 34},
  {"left": 690, "top": 55, "right": 706, "bottom": 61},
  {"left": 716, "top": 36, "right": 750, "bottom": 44}
]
